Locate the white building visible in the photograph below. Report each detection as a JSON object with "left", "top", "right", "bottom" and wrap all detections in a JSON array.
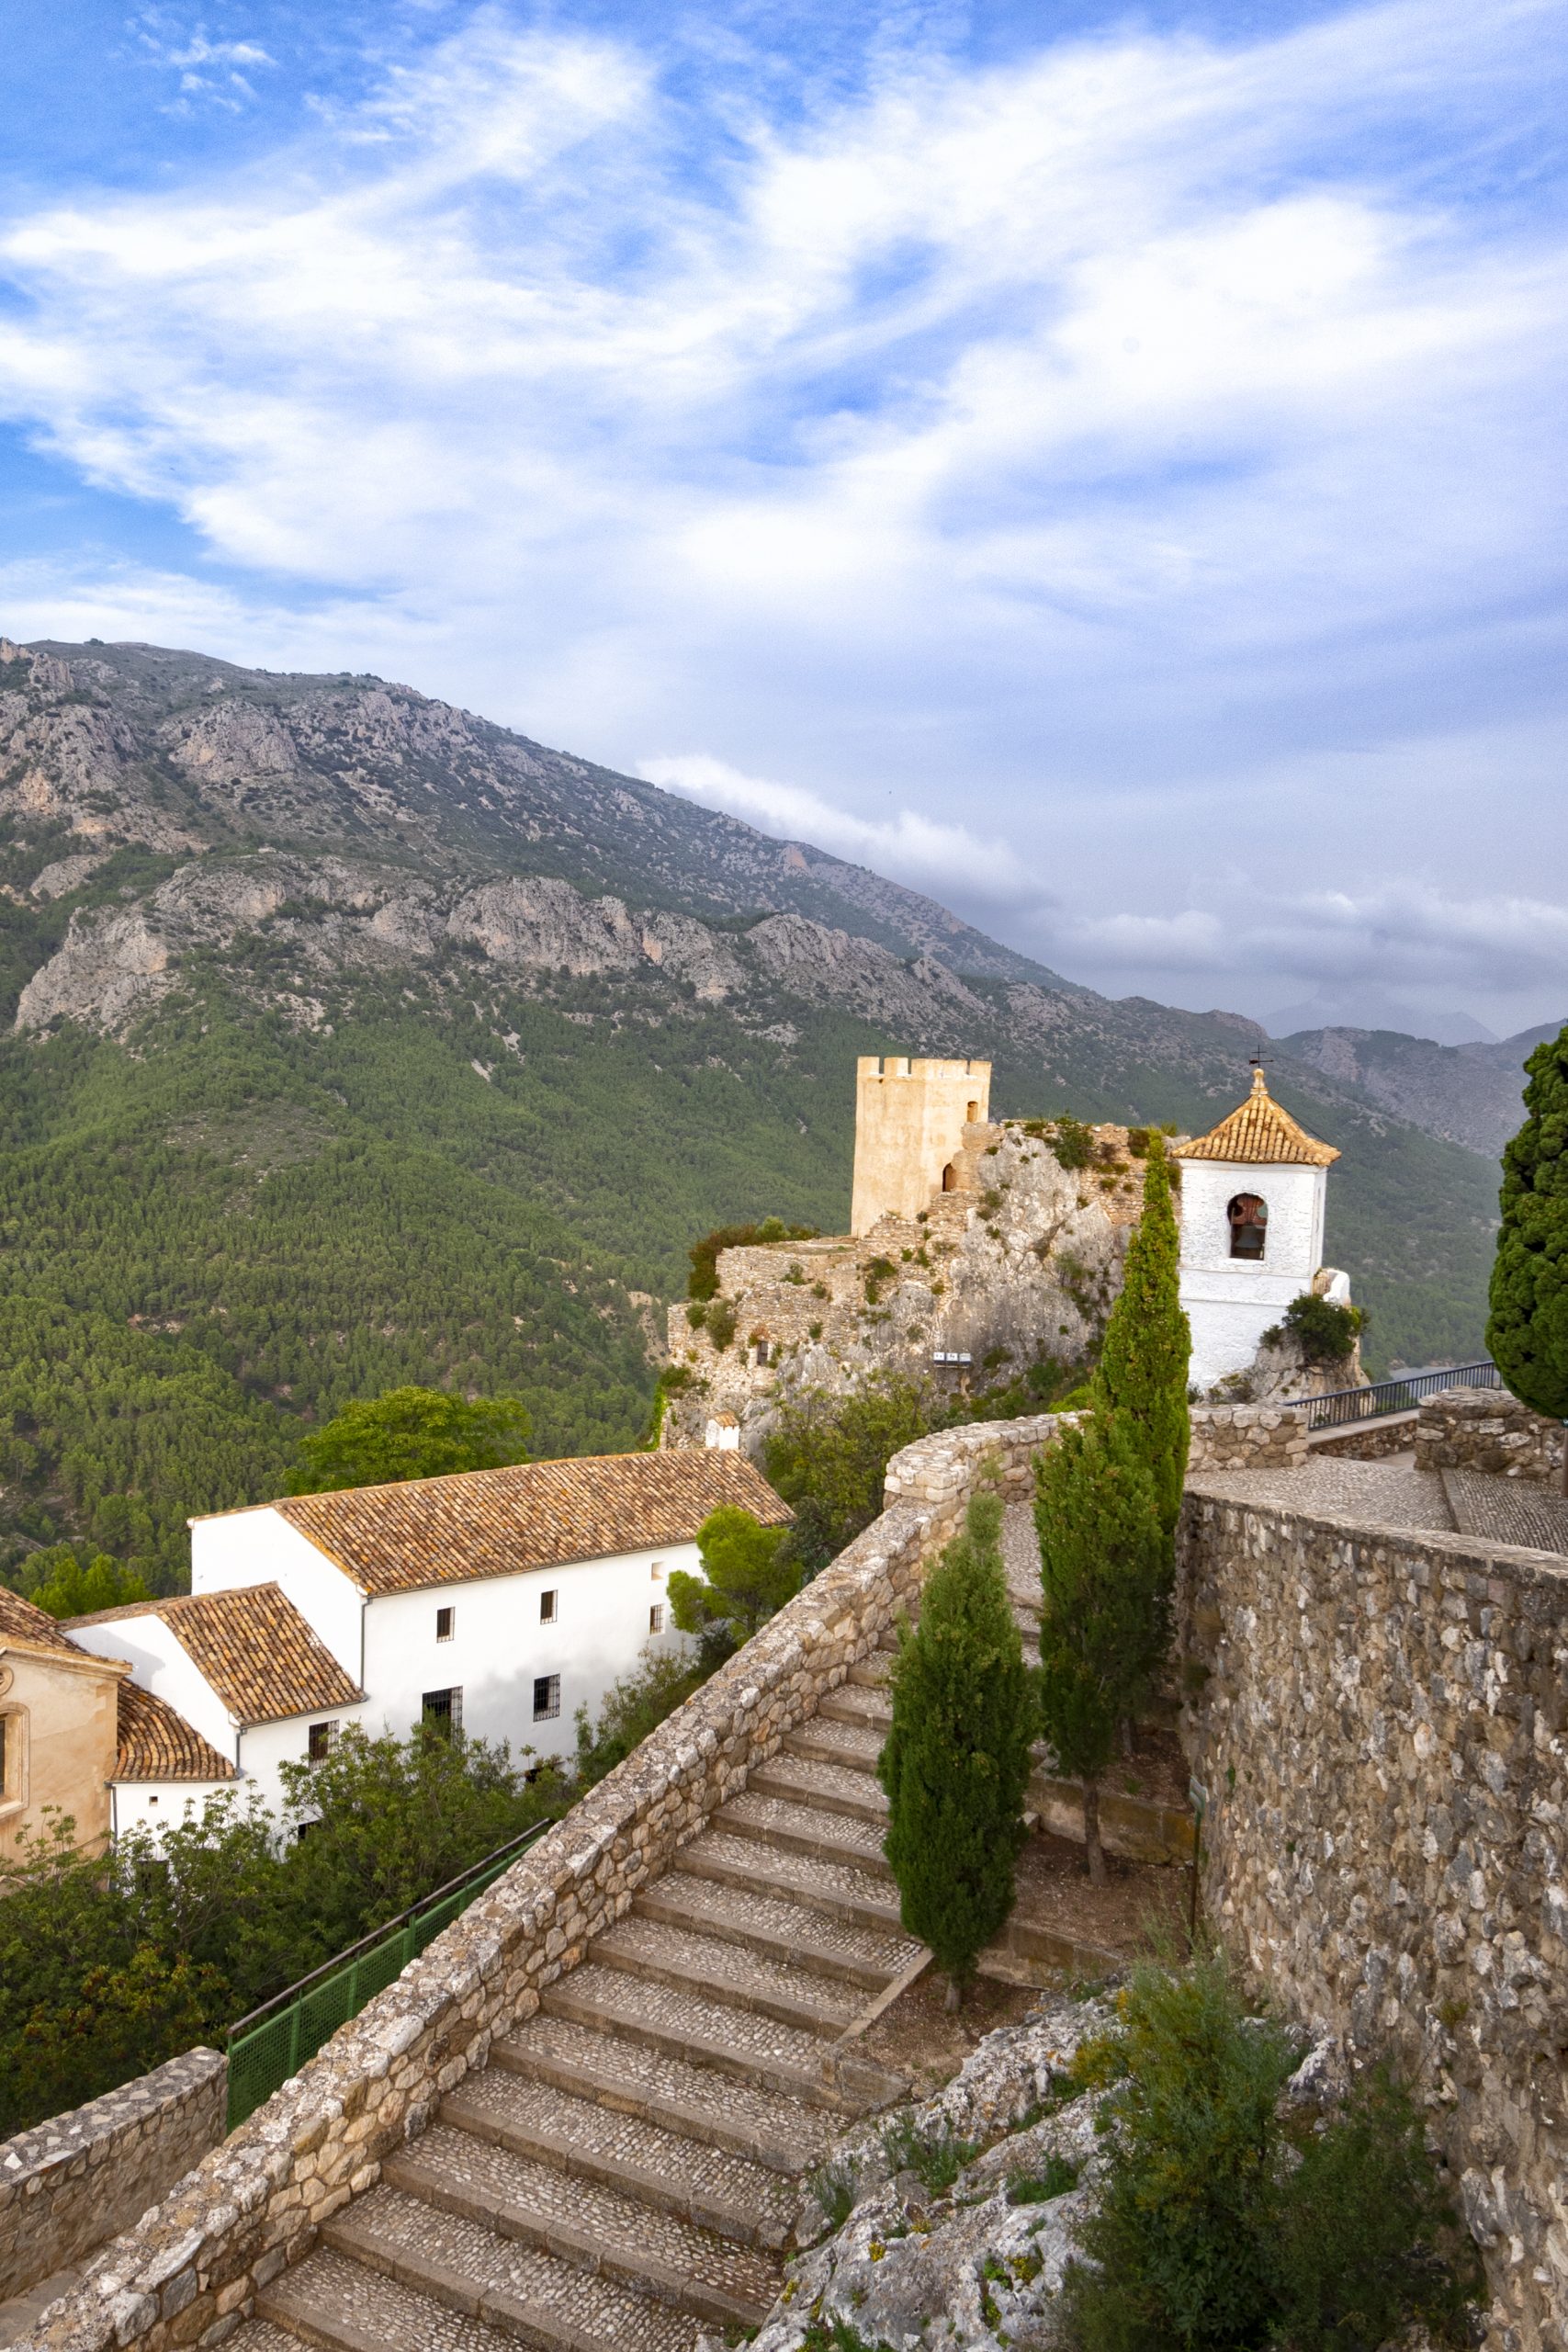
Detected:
[
  {"left": 68, "top": 1583, "right": 367, "bottom": 1832},
  {"left": 1174, "top": 1065, "right": 1343, "bottom": 1394},
  {"left": 182, "top": 1450, "right": 791, "bottom": 1773}
]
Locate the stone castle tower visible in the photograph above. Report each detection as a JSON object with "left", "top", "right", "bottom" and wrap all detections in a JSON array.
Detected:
[{"left": 850, "top": 1056, "right": 991, "bottom": 1236}]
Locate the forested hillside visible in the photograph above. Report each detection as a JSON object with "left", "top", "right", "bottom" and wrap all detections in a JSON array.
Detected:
[{"left": 0, "top": 638, "right": 1503, "bottom": 1593}]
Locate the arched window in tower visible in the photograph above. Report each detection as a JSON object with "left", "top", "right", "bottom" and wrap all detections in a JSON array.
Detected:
[
  {"left": 965, "top": 1101, "right": 980, "bottom": 1123},
  {"left": 942, "top": 1162, "right": 959, "bottom": 1192},
  {"left": 1227, "top": 1193, "right": 1268, "bottom": 1261}
]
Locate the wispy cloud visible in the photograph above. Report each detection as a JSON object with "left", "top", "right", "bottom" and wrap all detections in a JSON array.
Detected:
[{"left": 0, "top": 0, "right": 1562, "bottom": 1023}]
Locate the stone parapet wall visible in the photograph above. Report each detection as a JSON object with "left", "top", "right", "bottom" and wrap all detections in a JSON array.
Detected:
[
  {"left": 0, "top": 2052, "right": 227, "bottom": 2308},
  {"left": 16, "top": 1416, "right": 1030, "bottom": 2352},
  {"left": 1185, "top": 1402, "right": 1308, "bottom": 1473},
  {"left": 1307, "top": 1409, "right": 1419, "bottom": 1459},
  {"left": 1176, "top": 1480, "right": 1568, "bottom": 2351},
  {"left": 1415, "top": 1389, "right": 1564, "bottom": 1486}
]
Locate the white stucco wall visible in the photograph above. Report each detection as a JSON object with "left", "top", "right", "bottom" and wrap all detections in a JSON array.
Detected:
[
  {"left": 111, "top": 1776, "right": 237, "bottom": 1841},
  {"left": 1179, "top": 1159, "right": 1328, "bottom": 1390},
  {"left": 359, "top": 1542, "right": 698, "bottom": 1767},
  {"left": 69, "top": 1615, "right": 237, "bottom": 1765},
  {"left": 190, "top": 1507, "right": 365, "bottom": 1686}
]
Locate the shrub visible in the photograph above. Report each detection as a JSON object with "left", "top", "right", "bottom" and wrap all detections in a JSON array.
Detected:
[
  {"left": 1007, "top": 2153, "right": 1079, "bottom": 2204},
  {"left": 573, "top": 1646, "right": 710, "bottom": 1786},
  {"left": 763, "top": 1374, "right": 934, "bottom": 1577},
  {"left": 1050, "top": 1115, "right": 1096, "bottom": 1170},
  {"left": 666, "top": 1504, "right": 798, "bottom": 1658},
  {"left": 705, "top": 1299, "right": 737, "bottom": 1351},
  {"left": 878, "top": 1490, "right": 1033, "bottom": 1998},
  {"left": 807, "top": 2154, "right": 862, "bottom": 2233},
  {"left": 1272, "top": 1292, "right": 1366, "bottom": 1366},
  {"left": 1487, "top": 1023, "right": 1568, "bottom": 1423},
  {"left": 686, "top": 1219, "right": 818, "bottom": 1302},
  {"left": 880, "top": 2113, "right": 981, "bottom": 2194}
]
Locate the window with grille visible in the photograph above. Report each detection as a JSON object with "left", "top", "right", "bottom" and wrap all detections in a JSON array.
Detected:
[
  {"left": 423, "top": 1687, "right": 463, "bottom": 1736},
  {"left": 539, "top": 1589, "right": 558, "bottom": 1623},
  {"left": 307, "top": 1719, "right": 338, "bottom": 1764},
  {"left": 436, "top": 1605, "right": 455, "bottom": 1642},
  {"left": 533, "top": 1674, "right": 560, "bottom": 1721},
  {"left": 649, "top": 1603, "right": 665, "bottom": 1635}
]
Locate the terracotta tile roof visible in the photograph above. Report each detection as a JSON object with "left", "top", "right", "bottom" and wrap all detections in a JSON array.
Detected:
[
  {"left": 116, "top": 1679, "right": 236, "bottom": 1782},
  {"left": 1174, "top": 1067, "right": 1339, "bottom": 1169},
  {"left": 69, "top": 1586, "right": 363, "bottom": 1726},
  {"left": 0, "top": 1585, "right": 99, "bottom": 1659},
  {"left": 276, "top": 1450, "right": 793, "bottom": 1599}
]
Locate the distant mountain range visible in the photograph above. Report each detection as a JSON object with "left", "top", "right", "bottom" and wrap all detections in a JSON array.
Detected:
[{"left": 0, "top": 636, "right": 1528, "bottom": 1587}]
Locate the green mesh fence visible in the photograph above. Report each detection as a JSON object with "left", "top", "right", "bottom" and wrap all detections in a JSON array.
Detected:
[{"left": 225, "top": 1829, "right": 548, "bottom": 2132}]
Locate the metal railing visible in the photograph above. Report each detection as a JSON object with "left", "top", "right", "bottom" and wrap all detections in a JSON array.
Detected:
[
  {"left": 224, "top": 1815, "right": 557, "bottom": 2132},
  {"left": 1290, "top": 1360, "right": 1501, "bottom": 1432}
]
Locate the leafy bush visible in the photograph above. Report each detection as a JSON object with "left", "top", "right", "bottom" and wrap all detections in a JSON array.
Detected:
[
  {"left": 686, "top": 1218, "right": 818, "bottom": 1302},
  {"left": 290, "top": 1385, "right": 531, "bottom": 1494},
  {"left": 1008, "top": 2153, "right": 1080, "bottom": 2203},
  {"left": 880, "top": 2114, "right": 980, "bottom": 2194},
  {"left": 667, "top": 1504, "right": 799, "bottom": 1659},
  {"left": 763, "top": 1374, "right": 935, "bottom": 1576},
  {"left": 1062, "top": 1955, "right": 1482, "bottom": 2352},
  {"left": 1050, "top": 1115, "right": 1097, "bottom": 1170},
  {"left": 1269, "top": 1293, "right": 1366, "bottom": 1366},
  {"left": 705, "top": 1299, "right": 737, "bottom": 1351}
]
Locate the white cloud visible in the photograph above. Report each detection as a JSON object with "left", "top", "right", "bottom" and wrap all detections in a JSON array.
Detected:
[{"left": 638, "top": 753, "right": 1039, "bottom": 903}]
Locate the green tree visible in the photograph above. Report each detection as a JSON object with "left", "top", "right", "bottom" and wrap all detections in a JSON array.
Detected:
[
  {"left": 877, "top": 1489, "right": 1034, "bottom": 2004},
  {"left": 763, "top": 1374, "right": 933, "bottom": 1576},
  {"left": 574, "top": 1647, "right": 712, "bottom": 1787},
  {"left": 667, "top": 1505, "right": 799, "bottom": 1657},
  {"left": 290, "top": 1385, "right": 532, "bottom": 1495},
  {"left": 11, "top": 1543, "right": 150, "bottom": 1618},
  {"left": 1487, "top": 1024, "right": 1568, "bottom": 1484},
  {"left": 1094, "top": 1132, "right": 1190, "bottom": 1541},
  {"left": 1035, "top": 1408, "right": 1166, "bottom": 1883}
]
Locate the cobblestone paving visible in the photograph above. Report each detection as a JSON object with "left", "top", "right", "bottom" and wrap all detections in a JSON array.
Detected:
[
  {"left": 680, "top": 1829, "right": 901, "bottom": 1920},
  {"left": 594, "top": 1917, "right": 862, "bottom": 2024},
  {"left": 445, "top": 2071, "right": 798, "bottom": 2240},
  {"left": 1002, "top": 1501, "right": 1042, "bottom": 1592},
  {"left": 719, "top": 1790, "right": 892, "bottom": 1867},
  {"left": 1191, "top": 1458, "right": 1456, "bottom": 1531},
  {"left": 499, "top": 2016, "right": 839, "bottom": 2166},
  {"left": 755, "top": 1753, "right": 888, "bottom": 1815},
  {"left": 389, "top": 2127, "right": 784, "bottom": 2312},
  {"left": 547, "top": 1962, "right": 844, "bottom": 2079},
  {"left": 645, "top": 1867, "right": 917, "bottom": 1979},
  {"left": 785, "top": 1715, "right": 885, "bottom": 1769},
  {"left": 818, "top": 1681, "right": 893, "bottom": 1727},
  {"left": 1442, "top": 1469, "right": 1568, "bottom": 1556},
  {"left": 323, "top": 2193, "right": 704, "bottom": 2348},
  {"left": 228, "top": 2327, "right": 301, "bottom": 2352}
]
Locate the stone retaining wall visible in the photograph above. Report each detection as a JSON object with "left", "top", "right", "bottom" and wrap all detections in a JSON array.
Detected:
[
  {"left": 1307, "top": 1408, "right": 1419, "bottom": 1459},
  {"left": 1176, "top": 1479, "right": 1568, "bottom": 2351},
  {"left": 1185, "top": 1402, "right": 1308, "bottom": 1473},
  {"left": 17, "top": 1416, "right": 1041, "bottom": 2352},
  {"left": 0, "top": 2053, "right": 227, "bottom": 2309},
  {"left": 1415, "top": 1389, "right": 1564, "bottom": 1487}
]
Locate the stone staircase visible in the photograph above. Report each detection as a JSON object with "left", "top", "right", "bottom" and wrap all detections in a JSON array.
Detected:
[{"left": 230, "top": 1657, "right": 913, "bottom": 2352}]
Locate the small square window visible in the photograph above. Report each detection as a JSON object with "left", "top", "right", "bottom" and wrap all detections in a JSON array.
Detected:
[
  {"left": 533, "top": 1674, "right": 560, "bottom": 1721},
  {"left": 308, "top": 1720, "right": 338, "bottom": 1764},
  {"left": 435, "top": 1605, "right": 455, "bottom": 1642},
  {"left": 650, "top": 1562, "right": 664, "bottom": 1581},
  {"left": 423, "top": 1687, "right": 463, "bottom": 1737},
  {"left": 539, "top": 1589, "right": 558, "bottom": 1624},
  {"left": 649, "top": 1603, "right": 665, "bottom": 1635}
]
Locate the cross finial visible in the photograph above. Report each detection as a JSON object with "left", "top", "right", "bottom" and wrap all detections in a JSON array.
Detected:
[{"left": 1248, "top": 1060, "right": 1268, "bottom": 1095}]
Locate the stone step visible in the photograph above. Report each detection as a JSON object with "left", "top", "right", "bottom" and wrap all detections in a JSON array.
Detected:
[
  {"left": 676, "top": 1827, "right": 904, "bottom": 1935},
  {"left": 227, "top": 2327, "right": 302, "bottom": 2352},
  {"left": 591, "top": 1914, "right": 861, "bottom": 2033},
  {"left": 541, "top": 1962, "right": 897, "bottom": 2113},
  {"left": 440, "top": 2066, "right": 798, "bottom": 2252},
  {"left": 750, "top": 1754, "right": 889, "bottom": 1825},
  {"left": 847, "top": 1655, "right": 893, "bottom": 1688},
  {"left": 493, "top": 2013, "right": 839, "bottom": 2174},
  {"left": 818, "top": 1683, "right": 893, "bottom": 1731},
  {"left": 716, "top": 1788, "right": 894, "bottom": 1878},
  {"left": 261, "top": 2221, "right": 698, "bottom": 2352},
  {"left": 384, "top": 2124, "right": 782, "bottom": 2329},
  {"left": 783, "top": 1715, "right": 884, "bottom": 1775},
  {"left": 637, "top": 1867, "right": 916, "bottom": 1989}
]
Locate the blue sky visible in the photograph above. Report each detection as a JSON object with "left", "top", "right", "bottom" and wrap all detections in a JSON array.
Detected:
[{"left": 2, "top": 0, "right": 1564, "bottom": 1039}]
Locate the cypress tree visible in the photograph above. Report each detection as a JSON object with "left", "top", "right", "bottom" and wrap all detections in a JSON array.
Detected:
[
  {"left": 877, "top": 1489, "right": 1034, "bottom": 2004},
  {"left": 1487, "top": 1026, "right": 1568, "bottom": 1489},
  {"left": 1035, "top": 1408, "right": 1167, "bottom": 1884},
  {"left": 1094, "top": 1133, "right": 1191, "bottom": 1542}
]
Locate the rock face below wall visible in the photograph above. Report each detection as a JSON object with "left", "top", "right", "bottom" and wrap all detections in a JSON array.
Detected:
[
  {"left": 1176, "top": 1478, "right": 1568, "bottom": 2352},
  {"left": 664, "top": 1120, "right": 1148, "bottom": 1451}
]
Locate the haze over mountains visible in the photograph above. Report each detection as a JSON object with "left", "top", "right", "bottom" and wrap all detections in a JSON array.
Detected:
[{"left": 0, "top": 637, "right": 1527, "bottom": 1589}]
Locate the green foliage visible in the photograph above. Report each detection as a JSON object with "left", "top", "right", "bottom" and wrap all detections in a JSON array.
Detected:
[
  {"left": 879, "top": 2112, "right": 981, "bottom": 2194},
  {"left": 1008, "top": 2153, "right": 1080, "bottom": 2204},
  {"left": 1063, "top": 1957, "right": 1481, "bottom": 2352},
  {"left": 877, "top": 1491, "right": 1034, "bottom": 1993},
  {"left": 687, "top": 1217, "right": 818, "bottom": 1301},
  {"left": 289, "top": 1385, "right": 531, "bottom": 1495},
  {"left": 1487, "top": 1023, "right": 1568, "bottom": 1419},
  {"left": 8, "top": 1540, "right": 151, "bottom": 1618},
  {"left": 572, "top": 1646, "right": 713, "bottom": 1787},
  {"left": 705, "top": 1299, "right": 738, "bottom": 1351},
  {"left": 1092, "top": 1135, "right": 1190, "bottom": 1541},
  {"left": 667, "top": 1505, "right": 799, "bottom": 1657},
  {"left": 1035, "top": 1409, "right": 1167, "bottom": 1879},
  {"left": 0, "top": 1725, "right": 559, "bottom": 2136},
  {"left": 763, "top": 1374, "right": 934, "bottom": 1577},
  {"left": 807, "top": 2154, "right": 863, "bottom": 2232},
  {"left": 1268, "top": 1293, "right": 1367, "bottom": 1367},
  {"left": 1050, "top": 1115, "right": 1097, "bottom": 1170}
]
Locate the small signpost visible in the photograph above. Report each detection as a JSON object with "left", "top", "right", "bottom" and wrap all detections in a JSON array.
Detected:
[{"left": 1188, "top": 1778, "right": 1208, "bottom": 1942}]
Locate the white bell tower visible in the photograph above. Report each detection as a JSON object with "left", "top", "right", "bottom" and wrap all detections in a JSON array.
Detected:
[{"left": 1174, "top": 1065, "right": 1341, "bottom": 1393}]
